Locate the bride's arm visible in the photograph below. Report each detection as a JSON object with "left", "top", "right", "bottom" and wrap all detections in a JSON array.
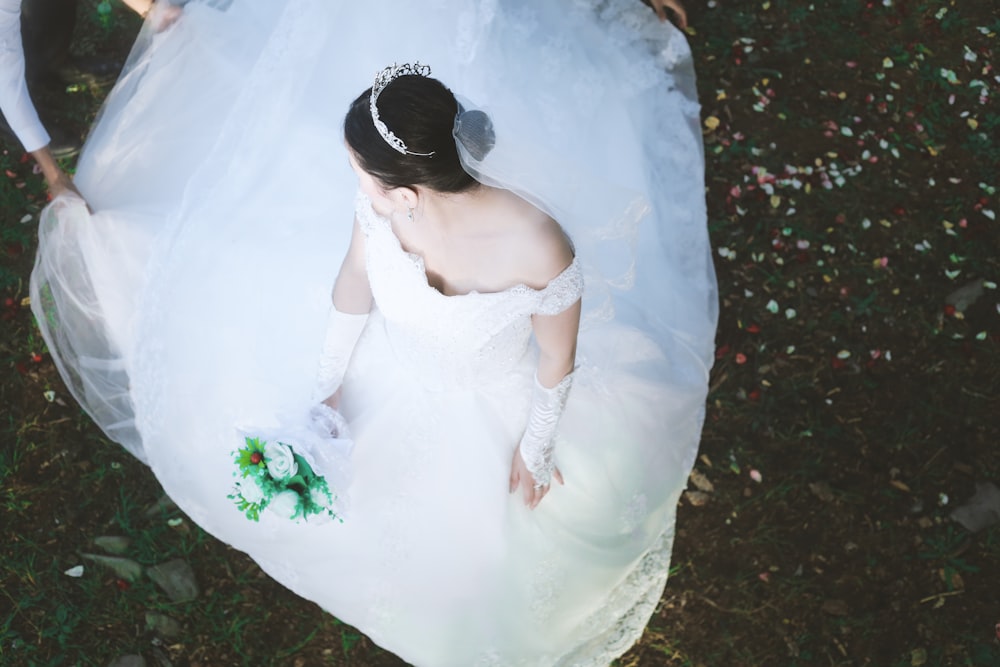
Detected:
[
  {"left": 315, "top": 218, "right": 372, "bottom": 407},
  {"left": 509, "top": 230, "right": 582, "bottom": 508},
  {"left": 509, "top": 300, "right": 581, "bottom": 508},
  {"left": 528, "top": 229, "right": 580, "bottom": 388},
  {"left": 332, "top": 217, "right": 373, "bottom": 314},
  {"left": 647, "top": 0, "right": 688, "bottom": 29},
  {"left": 532, "top": 301, "right": 580, "bottom": 389}
]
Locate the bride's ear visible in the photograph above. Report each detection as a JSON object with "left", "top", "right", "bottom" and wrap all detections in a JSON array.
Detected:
[{"left": 388, "top": 186, "right": 420, "bottom": 212}]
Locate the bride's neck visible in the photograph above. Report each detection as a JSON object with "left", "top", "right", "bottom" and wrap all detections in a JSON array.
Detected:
[{"left": 420, "top": 184, "right": 491, "bottom": 231}]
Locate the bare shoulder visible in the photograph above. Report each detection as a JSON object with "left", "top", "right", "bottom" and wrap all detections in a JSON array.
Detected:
[
  {"left": 525, "top": 215, "right": 575, "bottom": 289},
  {"left": 492, "top": 191, "right": 574, "bottom": 289}
]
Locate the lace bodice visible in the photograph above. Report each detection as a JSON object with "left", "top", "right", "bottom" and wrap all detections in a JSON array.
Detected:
[{"left": 355, "top": 193, "right": 583, "bottom": 390}]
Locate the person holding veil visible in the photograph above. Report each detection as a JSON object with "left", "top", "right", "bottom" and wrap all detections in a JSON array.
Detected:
[{"left": 30, "top": 0, "right": 717, "bottom": 664}]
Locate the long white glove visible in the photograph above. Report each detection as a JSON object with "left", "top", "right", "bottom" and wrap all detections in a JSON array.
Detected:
[
  {"left": 518, "top": 371, "right": 574, "bottom": 489},
  {"left": 314, "top": 306, "right": 368, "bottom": 402}
]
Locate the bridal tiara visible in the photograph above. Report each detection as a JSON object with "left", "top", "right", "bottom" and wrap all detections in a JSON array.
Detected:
[{"left": 370, "top": 62, "right": 436, "bottom": 157}]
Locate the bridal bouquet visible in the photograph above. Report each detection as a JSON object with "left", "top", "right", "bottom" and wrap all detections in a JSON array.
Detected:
[{"left": 229, "top": 405, "right": 352, "bottom": 523}]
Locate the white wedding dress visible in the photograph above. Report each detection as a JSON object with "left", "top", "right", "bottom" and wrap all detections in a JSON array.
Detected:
[{"left": 30, "top": 1, "right": 718, "bottom": 665}]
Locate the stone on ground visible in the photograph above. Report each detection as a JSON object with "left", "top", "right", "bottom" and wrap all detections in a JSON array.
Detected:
[
  {"left": 93, "top": 535, "right": 133, "bottom": 555},
  {"left": 107, "top": 656, "right": 146, "bottom": 667},
  {"left": 951, "top": 482, "right": 1000, "bottom": 532},
  {"left": 143, "top": 494, "right": 178, "bottom": 519},
  {"left": 81, "top": 553, "right": 143, "bottom": 582},
  {"left": 146, "top": 559, "right": 199, "bottom": 602},
  {"left": 145, "top": 611, "right": 183, "bottom": 638}
]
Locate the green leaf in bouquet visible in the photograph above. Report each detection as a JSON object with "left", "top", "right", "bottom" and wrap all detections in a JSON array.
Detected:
[
  {"left": 284, "top": 474, "right": 309, "bottom": 491},
  {"left": 227, "top": 491, "right": 263, "bottom": 522},
  {"left": 293, "top": 453, "right": 316, "bottom": 480},
  {"left": 234, "top": 436, "right": 267, "bottom": 475}
]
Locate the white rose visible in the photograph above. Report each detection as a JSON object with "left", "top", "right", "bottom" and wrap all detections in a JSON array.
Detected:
[
  {"left": 264, "top": 441, "right": 298, "bottom": 481},
  {"left": 268, "top": 490, "right": 302, "bottom": 520},
  {"left": 236, "top": 475, "right": 265, "bottom": 505},
  {"left": 309, "top": 484, "right": 333, "bottom": 510}
]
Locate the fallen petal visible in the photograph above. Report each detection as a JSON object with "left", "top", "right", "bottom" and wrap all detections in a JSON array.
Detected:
[
  {"left": 689, "top": 469, "right": 715, "bottom": 493},
  {"left": 684, "top": 490, "right": 711, "bottom": 507},
  {"left": 821, "top": 599, "right": 849, "bottom": 616},
  {"left": 809, "top": 481, "right": 835, "bottom": 502}
]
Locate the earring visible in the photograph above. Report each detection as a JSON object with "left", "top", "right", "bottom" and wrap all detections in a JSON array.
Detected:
[{"left": 406, "top": 207, "right": 414, "bottom": 222}]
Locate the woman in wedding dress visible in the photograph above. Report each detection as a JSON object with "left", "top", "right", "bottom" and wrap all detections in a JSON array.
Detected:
[{"left": 31, "top": 0, "right": 717, "bottom": 664}]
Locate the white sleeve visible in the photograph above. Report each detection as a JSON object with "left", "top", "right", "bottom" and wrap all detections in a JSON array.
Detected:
[{"left": 0, "top": 0, "right": 50, "bottom": 152}]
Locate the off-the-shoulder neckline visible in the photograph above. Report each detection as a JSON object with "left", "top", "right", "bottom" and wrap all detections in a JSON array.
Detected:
[{"left": 358, "top": 193, "right": 579, "bottom": 300}]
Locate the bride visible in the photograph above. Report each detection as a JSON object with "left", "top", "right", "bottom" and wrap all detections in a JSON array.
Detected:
[{"left": 31, "top": 0, "right": 717, "bottom": 664}]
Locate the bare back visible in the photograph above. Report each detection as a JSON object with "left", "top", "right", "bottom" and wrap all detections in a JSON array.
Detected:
[{"left": 387, "top": 186, "right": 574, "bottom": 297}]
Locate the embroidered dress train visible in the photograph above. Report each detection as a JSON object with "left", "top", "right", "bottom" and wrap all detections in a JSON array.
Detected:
[{"left": 30, "top": 1, "right": 718, "bottom": 664}]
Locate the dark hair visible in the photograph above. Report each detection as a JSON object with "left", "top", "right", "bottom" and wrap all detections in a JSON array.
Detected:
[{"left": 344, "top": 75, "right": 487, "bottom": 194}]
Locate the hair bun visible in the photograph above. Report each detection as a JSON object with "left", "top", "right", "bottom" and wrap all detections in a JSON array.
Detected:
[{"left": 454, "top": 108, "right": 496, "bottom": 162}]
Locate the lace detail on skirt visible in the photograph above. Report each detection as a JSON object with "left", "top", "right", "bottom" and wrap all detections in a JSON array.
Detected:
[{"left": 559, "top": 522, "right": 678, "bottom": 666}]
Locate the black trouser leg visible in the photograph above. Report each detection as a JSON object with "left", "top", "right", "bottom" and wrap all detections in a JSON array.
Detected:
[{"left": 20, "top": 0, "right": 78, "bottom": 83}]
